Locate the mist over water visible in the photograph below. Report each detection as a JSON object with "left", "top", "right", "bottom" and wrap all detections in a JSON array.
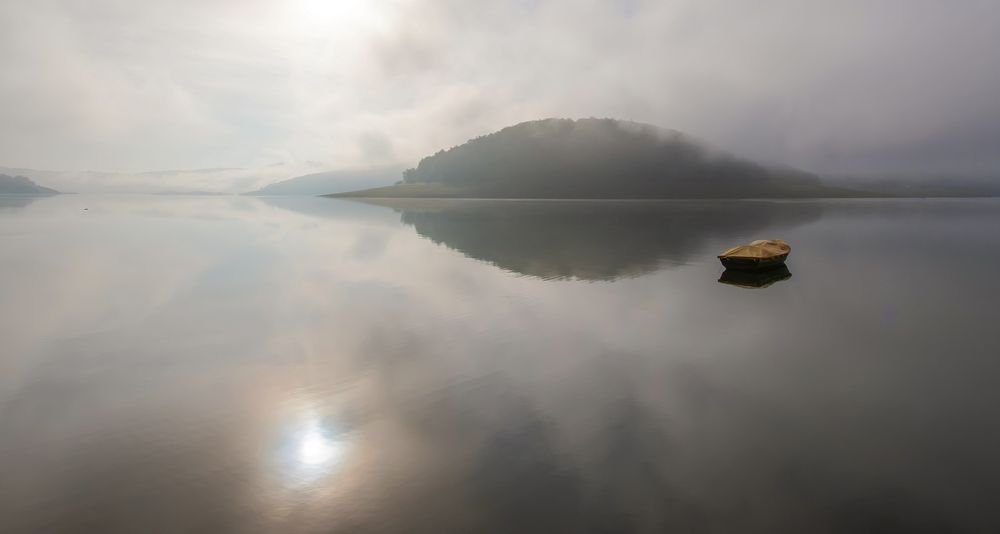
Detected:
[{"left": 2, "top": 195, "right": 1000, "bottom": 533}]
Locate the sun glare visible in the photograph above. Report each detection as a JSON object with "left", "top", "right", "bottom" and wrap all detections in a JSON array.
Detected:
[
  {"left": 294, "top": 0, "right": 381, "bottom": 31},
  {"left": 298, "top": 425, "right": 344, "bottom": 466}
]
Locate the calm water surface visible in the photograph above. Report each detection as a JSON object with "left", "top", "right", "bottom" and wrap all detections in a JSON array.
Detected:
[{"left": 1, "top": 195, "right": 999, "bottom": 533}]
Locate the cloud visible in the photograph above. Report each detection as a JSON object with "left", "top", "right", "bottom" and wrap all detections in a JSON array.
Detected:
[{"left": 1, "top": 0, "right": 999, "bottom": 177}]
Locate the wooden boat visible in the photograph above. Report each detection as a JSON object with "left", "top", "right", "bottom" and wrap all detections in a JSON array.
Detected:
[
  {"left": 718, "top": 239, "right": 790, "bottom": 271},
  {"left": 719, "top": 265, "right": 792, "bottom": 288}
]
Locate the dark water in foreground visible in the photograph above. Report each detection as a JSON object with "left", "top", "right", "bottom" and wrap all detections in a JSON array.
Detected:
[{"left": 2, "top": 195, "right": 1000, "bottom": 533}]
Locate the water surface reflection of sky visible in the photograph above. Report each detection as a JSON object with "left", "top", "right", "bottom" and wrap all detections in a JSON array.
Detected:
[{"left": 1, "top": 195, "right": 999, "bottom": 533}]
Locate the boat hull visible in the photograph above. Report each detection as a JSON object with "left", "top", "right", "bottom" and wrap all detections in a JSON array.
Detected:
[{"left": 718, "top": 253, "right": 788, "bottom": 271}]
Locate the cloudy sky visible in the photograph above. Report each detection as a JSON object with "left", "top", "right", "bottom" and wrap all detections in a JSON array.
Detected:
[{"left": 2, "top": 0, "right": 999, "bottom": 176}]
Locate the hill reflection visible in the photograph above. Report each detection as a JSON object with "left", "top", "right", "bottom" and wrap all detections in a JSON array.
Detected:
[
  {"left": 356, "top": 199, "right": 821, "bottom": 280},
  {"left": 0, "top": 196, "right": 41, "bottom": 211}
]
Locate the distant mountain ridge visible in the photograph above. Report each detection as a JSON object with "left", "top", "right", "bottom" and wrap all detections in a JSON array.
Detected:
[
  {"left": 0, "top": 174, "right": 60, "bottom": 195},
  {"left": 331, "top": 118, "right": 859, "bottom": 199},
  {"left": 824, "top": 174, "right": 1000, "bottom": 197},
  {"left": 0, "top": 162, "right": 333, "bottom": 194},
  {"left": 245, "top": 166, "right": 403, "bottom": 196}
]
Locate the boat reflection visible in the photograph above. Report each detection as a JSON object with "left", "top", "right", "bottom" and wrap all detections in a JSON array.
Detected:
[{"left": 718, "top": 265, "right": 792, "bottom": 288}]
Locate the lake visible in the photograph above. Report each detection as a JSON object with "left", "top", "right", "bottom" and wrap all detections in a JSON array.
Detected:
[{"left": 1, "top": 195, "right": 999, "bottom": 533}]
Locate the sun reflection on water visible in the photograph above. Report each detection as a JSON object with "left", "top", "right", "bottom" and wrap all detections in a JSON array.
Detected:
[
  {"left": 298, "top": 424, "right": 344, "bottom": 466},
  {"left": 278, "top": 417, "right": 351, "bottom": 486}
]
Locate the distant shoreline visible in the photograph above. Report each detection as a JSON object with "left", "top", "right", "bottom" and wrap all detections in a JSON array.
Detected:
[{"left": 322, "top": 184, "right": 1000, "bottom": 200}]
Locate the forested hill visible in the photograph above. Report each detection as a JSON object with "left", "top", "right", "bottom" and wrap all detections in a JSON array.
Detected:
[
  {"left": 0, "top": 174, "right": 60, "bottom": 195},
  {"left": 332, "top": 118, "right": 854, "bottom": 199}
]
